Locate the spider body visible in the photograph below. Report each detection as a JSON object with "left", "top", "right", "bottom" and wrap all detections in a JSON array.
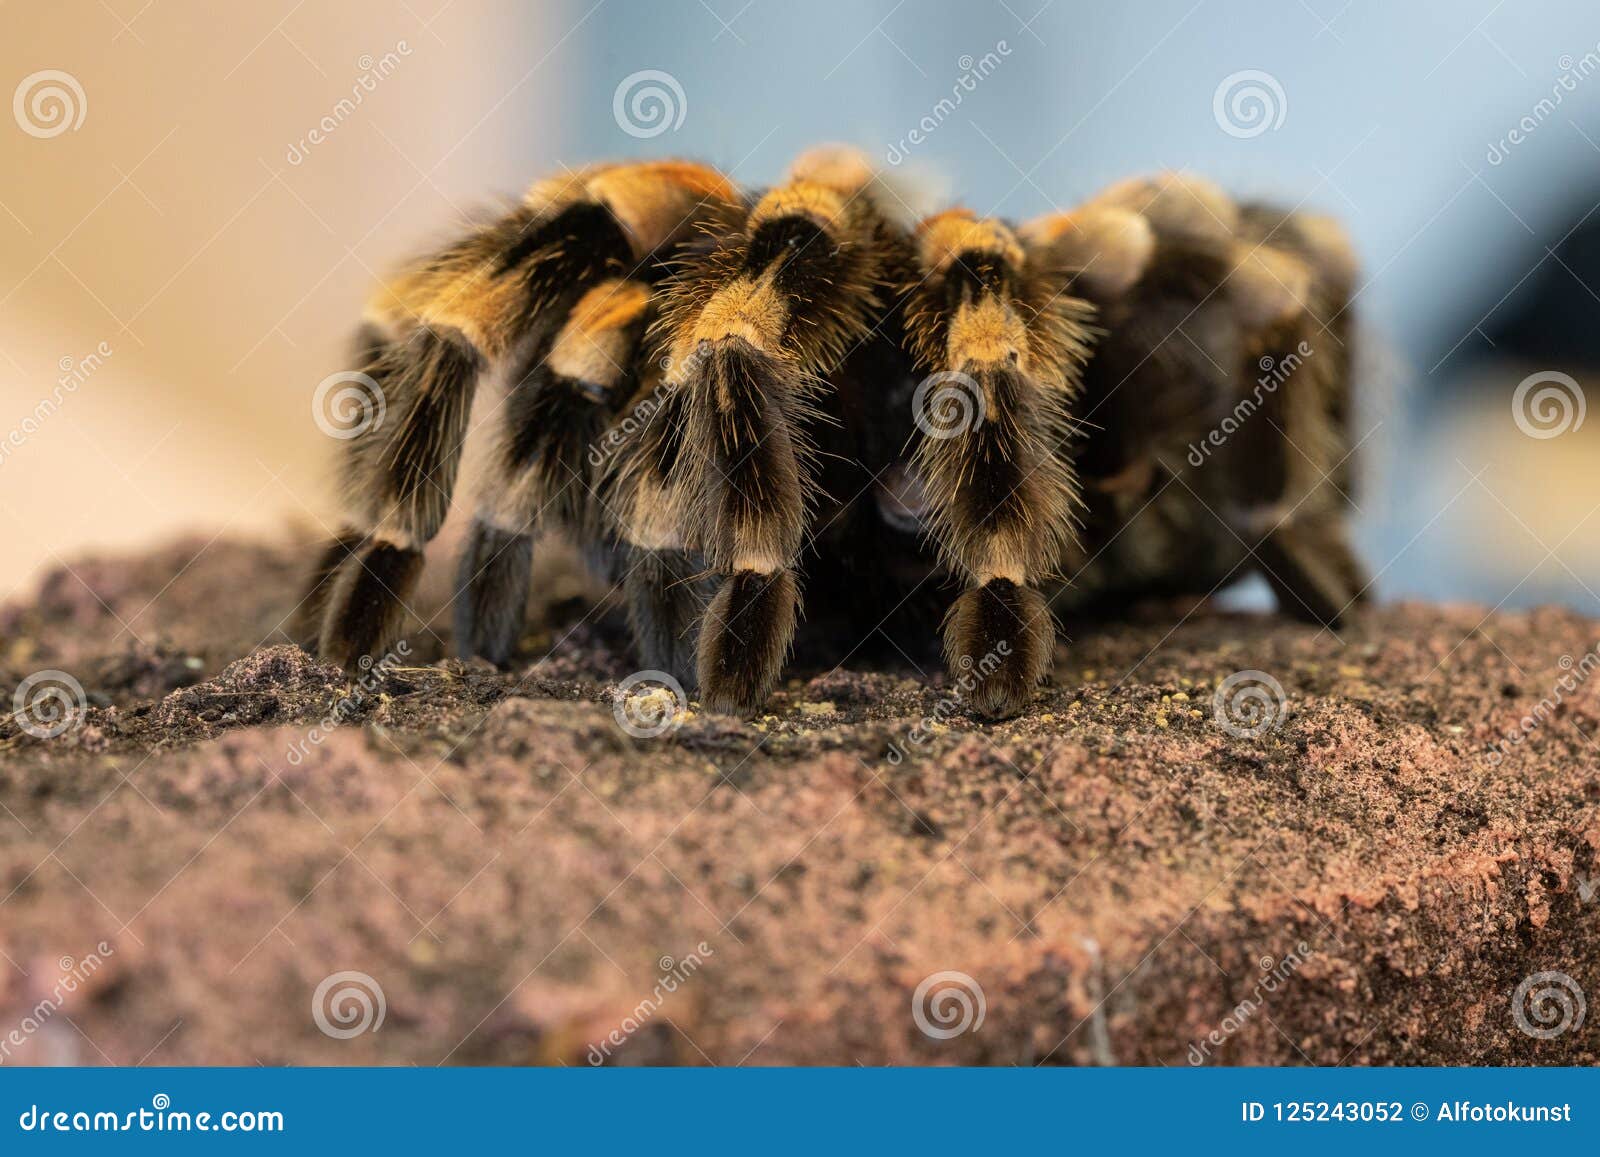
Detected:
[{"left": 300, "top": 153, "right": 1365, "bottom": 720}]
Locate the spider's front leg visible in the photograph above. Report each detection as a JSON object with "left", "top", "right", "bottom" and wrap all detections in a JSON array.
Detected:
[
  {"left": 903, "top": 211, "right": 1094, "bottom": 718},
  {"left": 453, "top": 162, "right": 742, "bottom": 668},
  {"left": 597, "top": 365, "right": 715, "bottom": 687},
  {"left": 304, "top": 162, "right": 739, "bottom": 670},
  {"left": 308, "top": 312, "right": 489, "bottom": 669},
  {"left": 663, "top": 146, "right": 906, "bottom": 715},
  {"left": 457, "top": 275, "right": 655, "bottom": 664},
  {"left": 681, "top": 336, "right": 808, "bottom": 715}
]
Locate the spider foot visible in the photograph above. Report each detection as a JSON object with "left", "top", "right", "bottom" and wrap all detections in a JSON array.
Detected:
[
  {"left": 697, "top": 568, "right": 797, "bottom": 716},
  {"left": 944, "top": 578, "right": 1053, "bottom": 720}
]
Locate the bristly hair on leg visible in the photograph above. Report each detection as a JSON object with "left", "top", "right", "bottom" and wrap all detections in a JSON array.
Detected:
[
  {"left": 456, "top": 162, "right": 742, "bottom": 667},
  {"left": 309, "top": 160, "right": 741, "bottom": 673},
  {"left": 624, "top": 545, "right": 712, "bottom": 686},
  {"left": 653, "top": 145, "right": 916, "bottom": 715},
  {"left": 901, "top": 208, "right": 1096, "bottom": 718}
]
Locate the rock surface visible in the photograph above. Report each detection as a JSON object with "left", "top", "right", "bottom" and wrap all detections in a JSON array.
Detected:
[{"left": 0, "top": 535, "right": 1596, "bottom": 1065}]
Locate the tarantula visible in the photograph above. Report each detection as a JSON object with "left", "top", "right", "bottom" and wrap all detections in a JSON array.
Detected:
[{"left": 297, "top": 148, "right": 1365, "bottom": 720}]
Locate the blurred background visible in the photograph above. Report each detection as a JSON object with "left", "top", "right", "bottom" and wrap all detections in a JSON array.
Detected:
[{"left": 3, "top": 0, "right": 1600, "bottom": 617}]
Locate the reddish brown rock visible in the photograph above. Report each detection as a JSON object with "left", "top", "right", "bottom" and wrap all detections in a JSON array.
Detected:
[{"left": 0, "top": 538, "right": 1595, "bottom": 1065}]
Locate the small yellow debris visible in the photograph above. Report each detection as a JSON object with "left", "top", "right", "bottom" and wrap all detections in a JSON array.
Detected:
[
  {"left": 1155, "top": 712, "right": 1170, "bottom": 729},
  {"left": 627, "top": 686, "right": 681, "bottom": 723},
  {"left": 1338, "top": 665, "right": 1363, "bottom": 678},
  {"left": 1171, "top": 691, "right": 1190, "bottom": 702},
  {"left": 797, "top": 701, "right": 836, "bottom": 717}
]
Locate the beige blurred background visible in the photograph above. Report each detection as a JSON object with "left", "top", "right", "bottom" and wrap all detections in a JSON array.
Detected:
[{"left": 0, "top": 0, "right": 567, "bottom": 593}]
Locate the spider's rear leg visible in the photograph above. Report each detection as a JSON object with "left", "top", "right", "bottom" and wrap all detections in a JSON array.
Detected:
[
  {"left": 1254, "top": 517, "right": 1365, "bottom": 627},
  {"left": 453, "top": 520, "right": 533, "bottom": 666},
  {"left": 1234, "top": 398, "right": 1369, "bottom": 629},
  {"left": 294, "top": 527, "right": 368, "bottom": 649},
  {"left": 312, "top": 195, "right": 617, "bottom": 669},
  {"left": 294, "top": 321, "right": 399, "bottom": 649},
  {"left": 1228, "top": 203, "right": 1368, "bottom": 628},
  {"left": 623, "top": 546, "right": 710, "bottom": 686},
  {"left": 905, "top": 211, "right": 1095, "bottom": 718}
]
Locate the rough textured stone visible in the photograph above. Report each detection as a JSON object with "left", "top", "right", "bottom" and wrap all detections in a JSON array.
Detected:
[{"left": 0, "top": 537, "right": 1595, "bottom": 1065}]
